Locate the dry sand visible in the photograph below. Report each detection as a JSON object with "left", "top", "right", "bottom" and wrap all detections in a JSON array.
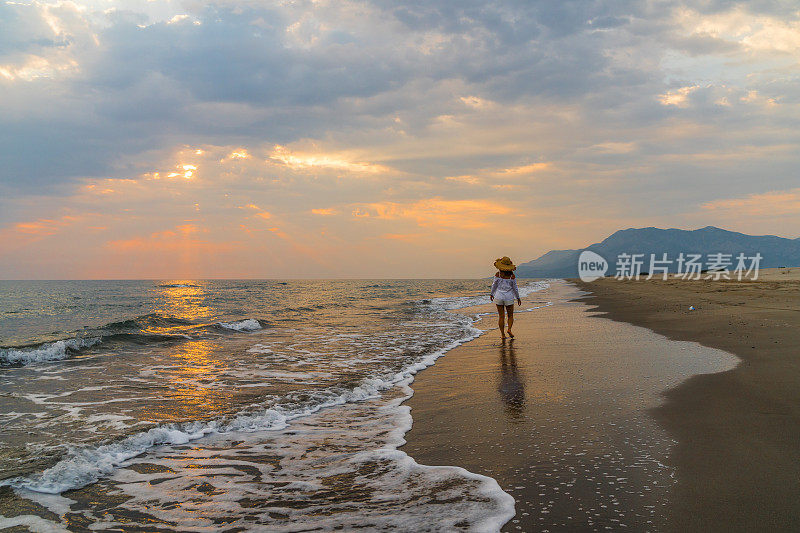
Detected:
[
  {"left": 402, "top": 281, "right": 743, "bottom": 532},
  {"left": 574, "top": 270, "right": 800, "bottom": 531}
]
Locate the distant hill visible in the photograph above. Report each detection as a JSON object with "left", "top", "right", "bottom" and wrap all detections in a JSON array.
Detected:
[{"left": 517, "top": 226, "right": 800, "bottom": 278}]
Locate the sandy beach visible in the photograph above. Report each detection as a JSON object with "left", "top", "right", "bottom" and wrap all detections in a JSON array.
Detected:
[
  {"left": 402, "top": 280, "right": 740, "bottom": 531},
  {"left": 1, "top": 274, "right": 796, "bottom": 531},
  {"left": 574, "top": 269, "right": 800, "bottom": 531}
]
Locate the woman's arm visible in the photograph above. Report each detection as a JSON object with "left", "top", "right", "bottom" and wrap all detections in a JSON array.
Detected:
[
  {"left": 511, "top": 278, "right": 521, "bottom": 301},
  {"left": 490, "top": 277, "right": 500, "bottom": 300}
]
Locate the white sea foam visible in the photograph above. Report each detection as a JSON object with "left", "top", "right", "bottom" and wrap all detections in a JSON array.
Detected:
[
  {"left": 1, "top": 281, "right": 532, "bottom": 531},
  {"left": 217, "top": 319, "right": 262, "bottom": 331},
  {"left": 3, "top": 318, "right": 486, "bottom": 495},
  {"left": 0, "top": 514, "right": 70, "bottom": 533},
  {"left": 427, "top": 280, "right": 549, "bottom": 311},
  {"left": 14, "top": 378, "right": 515, "bottom": 532},
  {"left": 83, "top": 413, "right": 137, "bottom": 431},
  {"left": 0, "top": 337, "right": 101, "bottom": 366},
  {"left": 237, "top": 370, "right": 331, "bottom": 385}
]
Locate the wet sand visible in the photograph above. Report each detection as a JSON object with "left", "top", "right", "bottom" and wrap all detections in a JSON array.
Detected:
[
  {"left": 402, "top": 280, "right": 738, "bottom": 531},
  {"left": 575, "top": 272, "right": 800, "bottom": 531}
]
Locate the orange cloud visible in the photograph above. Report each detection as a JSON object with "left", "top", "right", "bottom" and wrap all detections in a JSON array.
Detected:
[
  {"left": 107, "top": 224, "right": 235, "bottom": 254},
  {"left": 150, "top": 163, "right": 198, "bottom": 180},
  {"left": 269, "top": 145, "right": 390, "bottom": 174},
  {"left": 352, "top": 198, "right": 514, "bottom": 229},
  {"left": 267, "top": 227, "right": 290, "bottom": 239},
  {"left": 82, "top": 178, "right": 141, "bottom": 195},
  {"left": 0, "top": 213, "right": 107, "bottom": 259},
  {"left": 237, "top": 203, "right": 272, "bottom": 220},
  {"left": 107, "top": 236, "right": 237, "bottom": 254},
  {"left": 382, "top": 233, "right": 425, "bottom": 242},
  {"left": 0, "top": 55, "right": 79, "bottom": 82},
  {"left": 175, "top": 224, "right": 204, "bottom": 234},
  {"left": 444, "top": 162, "right": 553, "bottom": 186},
  {"left": 701, "top": 188, "right": 800, "bottom": 216},
  {"left": 221, "top": 149, "right": 251, "bottom": 162},
  {"left": 8, "top": 214, "right": 85, "bottom": 237},
  {"left": 460, "top": 95, "right": 495, "bottom": 109},
  {"left": 493, "top": 162, "right": 552, "bottom": 175},
  {"left": 658, "top": 85, "right": 699, "bottom": 107},
  {"left": 675, "top": 6, "right": 800, "bottom": 55},
  {"left": 311, "top": 208, "right": 338, "bottom": 216},
  {"left": 15, "top": 219, "right": 67, "bottom": 236}
]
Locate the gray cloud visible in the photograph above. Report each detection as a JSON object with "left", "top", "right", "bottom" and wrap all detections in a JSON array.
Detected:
[
  {"left": 0, "top": 2, "right": 70, "bottom": 55},
  {"left": 1, "top": 0, "right": 798, "bottom": 220}
]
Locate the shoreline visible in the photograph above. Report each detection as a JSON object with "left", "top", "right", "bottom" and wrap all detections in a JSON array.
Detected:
[
  {"left": 574, "top": 276, "right": 800, "bottom": 531},
  {"left": 4, "top": 276, "right": 796, "bottom": 530},
  {"left": 402, "top": 280, "right": 739, "bottom": 531},
  {"left": 0, "top": 281, "right": 533, "bottom": 531}
]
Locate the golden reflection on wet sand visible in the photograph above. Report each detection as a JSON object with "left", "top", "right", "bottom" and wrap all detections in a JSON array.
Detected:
[{"left": 497, "top": 339, "right": 525, "bottom": 421}]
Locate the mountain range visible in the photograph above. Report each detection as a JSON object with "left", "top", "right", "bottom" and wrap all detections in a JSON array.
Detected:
[{"left": 516, "top": 226, "right": 800, "bottom": 278}]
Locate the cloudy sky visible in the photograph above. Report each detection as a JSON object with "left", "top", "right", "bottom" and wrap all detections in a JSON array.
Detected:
[{"left": 1, "top": 0, "right": 798, "bottom": 278}]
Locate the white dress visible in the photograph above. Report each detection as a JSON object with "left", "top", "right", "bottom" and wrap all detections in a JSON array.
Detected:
[{"left": 490, "top": 277, "right": 520, "bottom": 305}]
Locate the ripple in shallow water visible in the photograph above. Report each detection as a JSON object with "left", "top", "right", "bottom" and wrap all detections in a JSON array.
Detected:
[{"left": 5, "top": 381, "right": 515, "bottom": 532}]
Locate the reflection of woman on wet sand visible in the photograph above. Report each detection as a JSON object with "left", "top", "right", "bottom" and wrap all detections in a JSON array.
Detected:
[
  {"left": 490, "top": 257, "right": 522, "bottom": 340},
  {"left": 498, "top": 341, "right": 525, "bottom": 418}
]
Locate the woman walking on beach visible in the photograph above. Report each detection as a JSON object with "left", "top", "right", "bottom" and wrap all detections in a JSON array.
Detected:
[{"left": 490, "top": 256, "right": 522, "bottom": 340}]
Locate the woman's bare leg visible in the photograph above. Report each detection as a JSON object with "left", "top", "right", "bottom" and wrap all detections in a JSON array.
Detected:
[
  {"left": 497, "top": 304, "right": 506, "bottom": 339},
  {"left": 506, "top": 305, "right": 514, "bottom": 337}
]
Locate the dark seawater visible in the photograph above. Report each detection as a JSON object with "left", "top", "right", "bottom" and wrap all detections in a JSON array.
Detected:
[{"left": 0, "top": 279, "right": 547, "bottom": 531}]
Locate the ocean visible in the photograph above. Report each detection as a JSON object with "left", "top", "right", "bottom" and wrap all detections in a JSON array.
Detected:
[{"left": 0, "top": 279, "right": 548, "bottom": 531}]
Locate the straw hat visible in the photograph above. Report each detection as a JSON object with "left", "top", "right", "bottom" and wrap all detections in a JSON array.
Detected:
[{"left": 494, "top": 256, "right": 516, "bottom": 271}]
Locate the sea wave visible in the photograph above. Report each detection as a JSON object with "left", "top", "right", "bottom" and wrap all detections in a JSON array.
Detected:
[
  {"left": 1, "top": 313, "right": 265, "bottom": 367},
  {"left": 104, "top": 313, "right": 196, "bottom": 330},
  {"left": 424, "top": 280, "right": 550, "bottom": 311},
  {"left": 217, "top": 318, "right": 262, "bottom": 332},
  {"left": 0, "top": 337, "right": 102, "bottom": 366},
  {"left": 2, "top": 317, "right": 485, "bottom": 494},
  {"left": 45, "top": 378, "right": 516, "bottom": 532},
  {"left": 1, "top": 281, "right": 550, "bottom": 494}
]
